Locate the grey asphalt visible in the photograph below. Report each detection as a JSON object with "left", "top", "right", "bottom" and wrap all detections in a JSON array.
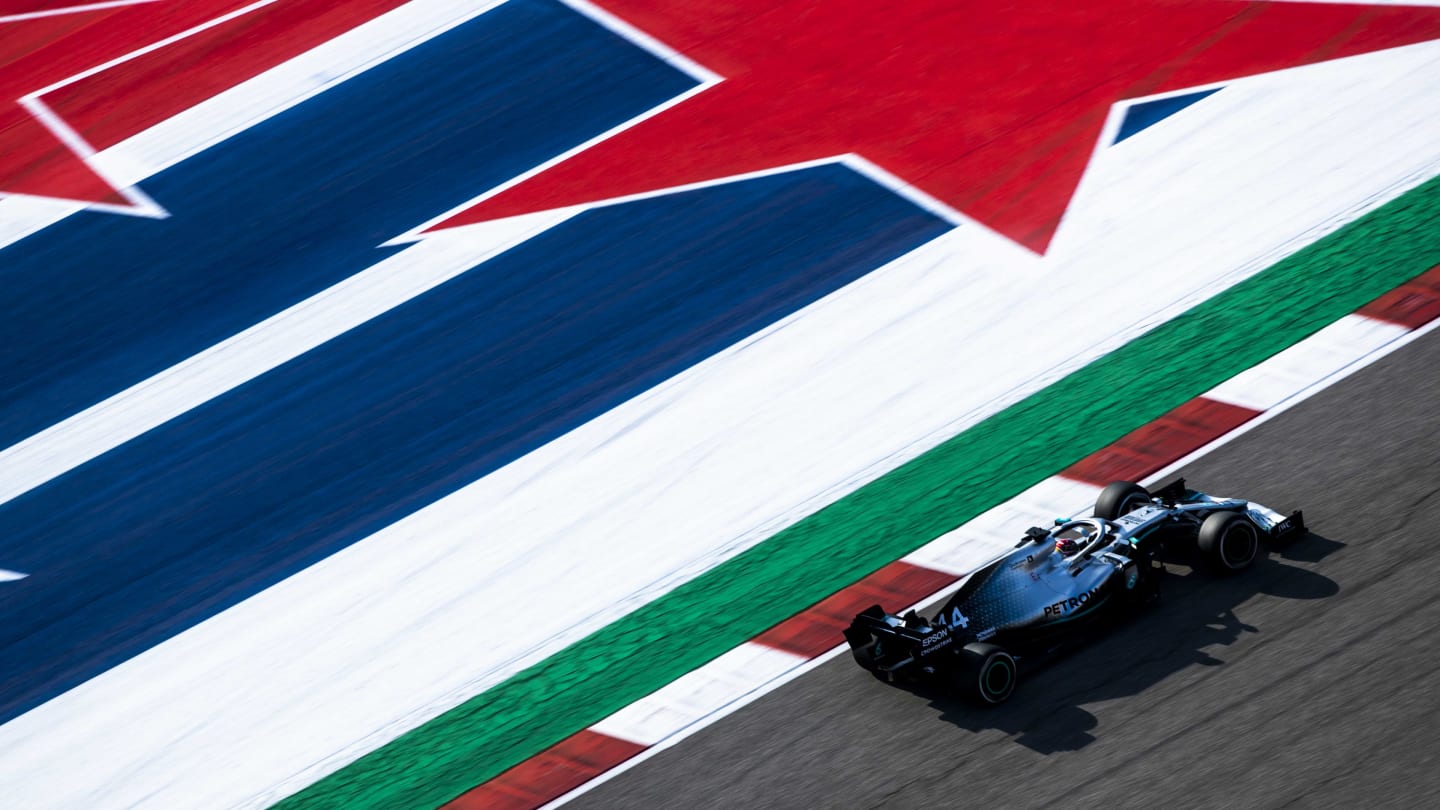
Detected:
[{"left": 573, "top": 322, "right": 1440, "bottom": 810}]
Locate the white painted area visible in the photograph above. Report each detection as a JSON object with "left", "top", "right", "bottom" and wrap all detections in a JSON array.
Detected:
[
  {"left": 903, "top": 478, "right": 1104, "bottom": 576},
  {"left": 0, "top": 195, "right": 84, "bottom": 246},
  {"left": 591, "top": 643, "right": 808, "bottom": 746},
  {"left": 0, "top": 569, "right": 28, "bottom": 582},
  {"left": 1, "top": 14, "right": 1439, "bottom": 810},
  {"left": 1205, "top": 314, "right": 1411, "bottom": 411}
]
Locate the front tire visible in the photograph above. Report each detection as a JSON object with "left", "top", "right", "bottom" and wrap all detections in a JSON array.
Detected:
[
  {"left": 1096, "top": 481, "right": 1151, "bottom": 520},
  {"left": 956, "top": 643, "right": 1017, "bottom": 705},
  {"left": 1197, "top": 511, "right": 1260, "bottom": 573}
]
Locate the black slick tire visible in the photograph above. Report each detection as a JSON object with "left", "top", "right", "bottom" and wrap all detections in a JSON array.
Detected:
[
  {"left": 1095, "top": 481, "right": 1151, "bottom": 520},
  {"left": 1197, "top": 511, "right": 1260, "bottom": 573},
  {"left": 956, "top": 642, "right": 1017, "bottom": 705}
]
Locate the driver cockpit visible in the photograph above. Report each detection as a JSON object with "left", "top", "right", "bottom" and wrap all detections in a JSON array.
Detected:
[{"left": 1052, "top": 518, "right": 1110, "bottom": 557}]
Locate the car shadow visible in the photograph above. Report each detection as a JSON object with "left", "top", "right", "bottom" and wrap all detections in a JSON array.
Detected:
[{"left": 882, "top": 530, "right": 1342, "bottom": 754}]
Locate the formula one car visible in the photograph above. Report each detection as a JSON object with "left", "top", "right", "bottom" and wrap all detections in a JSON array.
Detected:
[{"left": 844, "top": 479, "right": 1304, "bottom": 704}]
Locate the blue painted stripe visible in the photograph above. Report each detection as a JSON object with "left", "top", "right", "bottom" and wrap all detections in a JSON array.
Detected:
[
  {"left": 0, "top": 164, "right": 948, "bottom": 722},
  {"left": 0, "top": 0, "right": 695, "bottom": 449}
]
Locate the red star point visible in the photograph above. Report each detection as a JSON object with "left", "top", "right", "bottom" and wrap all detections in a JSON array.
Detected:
[{"left": 432, "top": 0, "right": 1440, "bottom": 253}]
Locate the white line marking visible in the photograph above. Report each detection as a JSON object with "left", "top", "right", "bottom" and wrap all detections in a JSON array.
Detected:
[
  {"left": 23, "top": 0, "right": 280, "bottom": 98},
  {"left": 561, "top": 0, "right": 719, "bottom": 84},
  {"left": 0, "top": 569, "right": 28, "bottom": 582},
  {"left": 0, "top": 0, "right": 159, "bottom": 24}
]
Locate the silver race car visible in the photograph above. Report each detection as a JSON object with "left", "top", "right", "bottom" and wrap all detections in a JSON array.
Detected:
[{"left": 843, "top": 479, "right": 1304, "bottom": 704}]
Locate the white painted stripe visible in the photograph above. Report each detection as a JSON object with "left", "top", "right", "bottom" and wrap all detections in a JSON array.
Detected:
[
  {"left": 0, "top": 569, "right": 28, "bottom": 582},
  {"left": 563, "top": 0, "right": 719, "bottom": 83},
  {"left": 591, "top": 643, "right": 809, "bottom": 747},
  {"left": 0, "top": 0, "right": 159, "bottom": 24},
  {"left": 903, "top": 478, "right": 1104, "bottom": 576},
  {"left": 28, "top": 1, "right": 281, "bottom": 99},
  {"left": 1205, "top": 314, "right": 1411, "bottom": 412},
  {"left": 0, "top": 195, "right": 84, "bottom": 246},
  {"left": 2, "top": 22, "right": 1439, "bottom": 810}
]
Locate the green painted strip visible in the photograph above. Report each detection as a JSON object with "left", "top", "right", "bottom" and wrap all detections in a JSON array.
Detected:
[{"left": 282, "top": 175, "right": 1440, "bottom": 809}]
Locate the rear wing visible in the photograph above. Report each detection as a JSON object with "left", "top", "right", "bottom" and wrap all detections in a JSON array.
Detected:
[{"left": 844, "top": 605, "right": 957, "bottom": 680}]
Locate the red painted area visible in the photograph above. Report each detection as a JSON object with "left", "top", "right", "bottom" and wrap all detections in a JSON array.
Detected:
[
  {"left": 1061, "top": 397, "right": 1260, "bottom": 486},
  {"left": 444, "top": 729, "right": 646, "bottom": 810},
  {"left": 432, "top": 0, "right": 1440, "bottom": 254},
  {"left": 753, "top": 560, "right": 959, "bottom": 658},
  {"left": 1358, "top": 263, "right": 1440, "bottom": 329},
  {"left": 0, "top": 0, "right": 407, "bottom": 207}
]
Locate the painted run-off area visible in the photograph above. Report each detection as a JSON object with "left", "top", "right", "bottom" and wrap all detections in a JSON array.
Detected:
[{"left": 2, "top": 2, "right": 1439, "bottom": 809}]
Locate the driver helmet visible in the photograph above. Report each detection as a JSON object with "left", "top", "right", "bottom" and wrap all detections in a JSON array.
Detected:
[{"left": 1054, "top": 523, "right": 1095, "bottom": 555}]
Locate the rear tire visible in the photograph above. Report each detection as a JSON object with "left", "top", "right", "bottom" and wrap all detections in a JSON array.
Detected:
[
  {"left": 1096, "top": 481, "right": 1151, "bottom": 520},
  {"left": 1197, "top": 511, "right": 1260, "bottom": 573},
  {"left": 956, "top": 643, "right": 1017, "bottom": 705}
]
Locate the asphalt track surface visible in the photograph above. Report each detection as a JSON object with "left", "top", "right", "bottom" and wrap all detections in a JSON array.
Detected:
[{"left": 576, "top": 322, "right": 1440, "bottom": 809}]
